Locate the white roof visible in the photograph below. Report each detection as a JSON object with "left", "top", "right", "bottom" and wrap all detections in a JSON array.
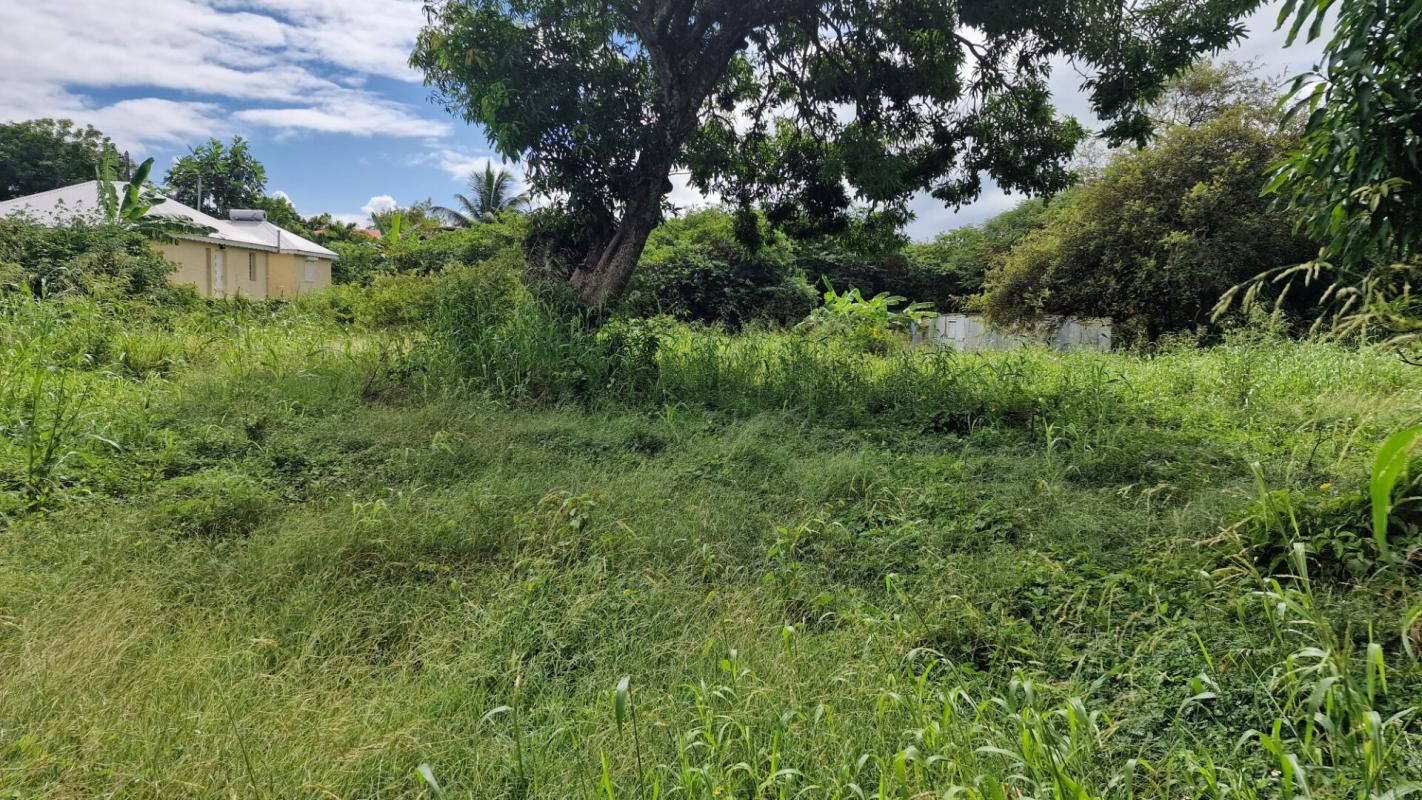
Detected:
[{"left": 0, "top": 181, "right": 337, "bottom": 260}]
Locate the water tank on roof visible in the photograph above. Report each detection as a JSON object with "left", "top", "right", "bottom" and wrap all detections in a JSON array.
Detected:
[{"left": 228, "top": 209, "right": 267, "bottom": 222}]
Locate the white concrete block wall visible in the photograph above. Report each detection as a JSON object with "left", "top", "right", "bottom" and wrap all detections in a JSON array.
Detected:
[{"left": 912, "top": 315, "right": 1112, "bottom": 352}]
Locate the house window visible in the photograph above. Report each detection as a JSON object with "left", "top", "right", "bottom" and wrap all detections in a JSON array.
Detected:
[{"left": 248, "top": 253, "right": 257, "bottom": 282}]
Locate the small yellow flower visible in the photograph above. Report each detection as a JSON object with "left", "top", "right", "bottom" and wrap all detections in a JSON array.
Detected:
[{"left": 1320, "top": 482, "right": 1332, "bottom": 490}]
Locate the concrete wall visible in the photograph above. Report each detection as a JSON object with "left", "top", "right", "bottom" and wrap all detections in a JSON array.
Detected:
[
  {"left": 159, "top": 241, "right": 330, "bottom": 299},
  {"left": 267, "top": 253, "right": 332, "bottom": 298},
  {"left": 158, "top": 240, "right": 210, "bottom": 296},
  {"left": 231, "top": 249, "right": 267, "bottom": 299},
  {"left": 913, "top": 314, "right": 1113, "bottom": 353}
]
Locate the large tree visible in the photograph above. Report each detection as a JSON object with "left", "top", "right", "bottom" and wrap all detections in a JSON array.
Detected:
[
  {"left": 163, "top": 137, "right": 267, "bottom": 216},
  {"left": 412, "top": 0, "right": 1259, "bottom": 308},
  {"left": 0, "top": 119, "right": 120, "bottom": 201}
]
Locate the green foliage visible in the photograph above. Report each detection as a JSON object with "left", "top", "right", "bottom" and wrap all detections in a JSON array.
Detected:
[
  {"left": 163, "top": 136, "right": 267, "bottom": 216},
  {"left": 1217, "top": 0, "right": 1422, "bottom": 356},
  {"left": 357, "top": 256, "right": 529, "bottom": 330},
  {"left": 1, "top": 285, "right": 1421, "bottom": 796},
  {"left": 155, "top": 469, "right": 278, "bottom": 539},
  {"left": 301, "top": 213, "right": 364, "bottom": 245},
  {"left": 0, "top": 217, "right": 176, "bottom": 298},
  {"left": 328, "top": 238, "right": 385, "bottom": 285},
  {"left": 796, "top": 284, "right": 934, "bottom": 353},
  {"left": 434, "top": 163, "right": 530, "bottom": 227},
  {"left": 980, "top": 112, "right": 1317, "bottom": 341},
  {"left": 1153, "top": 59, "right": 1279, "bottom": 129},
  {"left": 0, "top": 118, "right": 119, "bottom": 201},
  {"left": 412, "top": 0, "right": 1256, "bottom": 306},
  {"left": 392, "top": 214, "right": 528, "bottom": 275},
  {"left": 322, "top": 214, "right": 527, "bottom": 286},
  {"left": 96, "top": 157, "right": 216, "bottom": 243},
  {"left": 622, "top": 209, "right": 815, "bottom": 327},
  {"left": 1232, "top": 475, "right": 1420, "bottom": 581},
  {"left": 1269, "top": 0, "right": 1422, "bottom": 270},
  {"left": 903, "top": 200, "right": 1054, "bottom": 309},
  {"left": 249, "top": 194, "right": 307, "bottom": 233}
]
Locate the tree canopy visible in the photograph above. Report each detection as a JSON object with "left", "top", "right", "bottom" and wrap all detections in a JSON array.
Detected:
[
  {"left": 412, "top": 0, "right": 1260, "bottom": 308},
  {"left": 163, "top": 137, "right": 267, "bottom": 216},
  {"left": 0, "top": 119, "right": 120, "bottom": 201}
]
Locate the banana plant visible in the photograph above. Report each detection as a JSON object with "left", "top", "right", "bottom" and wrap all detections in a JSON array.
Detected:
[{"left": 96, "top": 157, "right": 215, "bottom": 242}]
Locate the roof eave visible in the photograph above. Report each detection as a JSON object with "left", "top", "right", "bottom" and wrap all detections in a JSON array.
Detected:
[{"left": 172, "top": 234, "right": 338, "bottom": 260}]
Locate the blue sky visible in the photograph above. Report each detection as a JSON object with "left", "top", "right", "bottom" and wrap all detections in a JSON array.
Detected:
[{"left": 1, "top": 0, "right": 1324, "bottom": 238}]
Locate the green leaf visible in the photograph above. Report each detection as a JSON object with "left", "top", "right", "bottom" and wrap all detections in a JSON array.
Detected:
[
  {"left": 1370, "top": 426, "right": 1422, "bottom": 559},
  {"left": 614, "top": 675, "right": 630, "bottom": 731}
]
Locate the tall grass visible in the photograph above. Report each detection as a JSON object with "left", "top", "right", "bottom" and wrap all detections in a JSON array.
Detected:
[{"left": 0, "top": 288, "right": 1418, "bottom": 798}]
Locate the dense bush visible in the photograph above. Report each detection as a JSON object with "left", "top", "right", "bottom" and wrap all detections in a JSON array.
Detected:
[
  {"left": 356, "top": 250, "right": 531, "bottom": 330},
  {"left": 621, "top": 209, "right": 815, "bottom": 327},
  {"left": 391, "top": 215, "right": 527, "bottom": 275},
  {"left": 977, "top": 111, "right": 1318, "bottom": 341},
  {"left": 0, "top": 217, "right": 176, "bottom": 298},
  {"left": 328, "top": 216, "right": 527, "bottom": 286}
]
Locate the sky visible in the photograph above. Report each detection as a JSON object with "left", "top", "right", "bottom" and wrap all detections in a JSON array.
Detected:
[{"left": 0, "top": 0, "right": 1326, "bottom": 239}]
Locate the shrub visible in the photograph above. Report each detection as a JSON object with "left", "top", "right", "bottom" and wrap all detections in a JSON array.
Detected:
[
  {"left": 392, "top": 216, "right": 527, "bottom": 275},
  {"left": 328, "top": 239, "right": 385, "bottom": 285},
  {"left": 292, "top": 283, "right": 361, "bottom": 324},
  {"left": 622, "top": 209, "right": 815, "bottom": 328},
  {"left": 357, "top": 271, "right": 444, "bottom": 328},
  {"left": 795, "top": 284, "right": 933, "bottom": 353},
  {"left": 355, "top": 251, "right": 531, "bottom": 330},
  {"left": 977, "top": 112, "right": 1319, "bottom": 341},
  {"left": 1233, "top": 473, "right": 1422, "bottom": 580},
  {"left": 903, "top": 199, "right": 1052, "bottom": 310},
  {"left": 0, "top": 217, "right": 175, "bottom": 298}
]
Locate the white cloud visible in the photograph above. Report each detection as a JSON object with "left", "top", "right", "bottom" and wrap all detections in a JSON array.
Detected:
[
  {"left": 0, "top": 0, "right": 446, "bottom": 150},
  {"left": 272, "top": 190, "right": 290, "bottom": 201},
  {"left": 361, "top": 195, "right": 398, "bottom": 217},
  {"left": 667, "top": 172, "right": 718, "bottom": 211},
  {"left": 329, "top": 212, "right": 371, "bottom": 226},
  {"left": 83, "top": 99, "right": 230, "bottom": 149},
  {"left": 235, "top": 92, "right": 451, "bottom": 138},
  {"left": 422, "top": 149, "right": 525, "bottom": 183}
]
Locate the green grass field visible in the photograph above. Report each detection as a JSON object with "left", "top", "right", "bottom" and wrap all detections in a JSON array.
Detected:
[{"left": 1, "top": 294, "right": 1419, "bottom": 798}]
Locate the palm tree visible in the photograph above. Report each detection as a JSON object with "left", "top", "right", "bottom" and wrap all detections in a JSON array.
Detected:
[{"left": 435, "top": 164, "right": 529, "bottom": 226}]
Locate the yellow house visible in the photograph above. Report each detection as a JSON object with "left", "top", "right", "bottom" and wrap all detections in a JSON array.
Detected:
[{"left": 0, "top": 181, "right": 337, "bottom": 299}]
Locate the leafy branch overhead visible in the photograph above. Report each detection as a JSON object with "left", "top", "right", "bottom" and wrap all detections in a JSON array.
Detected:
[{"left": 412, "top": 0, "right": 1259, "bottom": 308}]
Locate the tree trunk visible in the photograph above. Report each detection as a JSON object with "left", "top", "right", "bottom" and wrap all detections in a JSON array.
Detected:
[
  {"left": 564, "top": 4, "right": 767, "bottom": 309},
  {"left": 567, "top": 169, "right": 672, "bottom": 308}
]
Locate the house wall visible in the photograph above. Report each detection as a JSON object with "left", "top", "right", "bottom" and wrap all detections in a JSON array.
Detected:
[
  {"left": 158, "top": 240, "right": 210, "bottom": 296},
  {"left": 159, "top": 241, "right": 331, "bottom": 299},
  {"left": 266, "top": 253, "right": 332, "bottom": 298},
  {"left": 158, "top": 241, "right": 270, "bottom": 299},
  {"left": 232, "top": 249, "right": 267, "bottom": 300}
]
